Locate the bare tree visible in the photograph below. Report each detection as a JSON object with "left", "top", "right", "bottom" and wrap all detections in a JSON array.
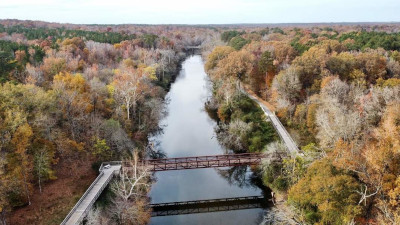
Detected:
[
  {"left": 85, "top": 207, "right": 110, "bottom": 225},
  {"left": 315, "top": 78, "right": 363, "bottom": 148},
  {"left": 110, "top": 152, "right": 151, "bottom": 225},
  {"left": 272, "top": 67, "right": 301, "bottom": 109},
  {"left": 100, "top": 119, "right": 135, "bottom": 155},
  {"left": 158, "top": 49, "right": 176, "bottom": 79},
  {"left": 112, "top": 69, "right": 147, "bottom": 120},
  {"left": 25, "top": 64, "right": 44, "bottom": 85},
  {"left": 316, "top": 101, "right": 363, "bottom": 148},
  {"left": 111, "top": 153, "right": 150, "bottom": 201},
  {"left": 216, "top": 119, "right": 252, "bottom": 151}
]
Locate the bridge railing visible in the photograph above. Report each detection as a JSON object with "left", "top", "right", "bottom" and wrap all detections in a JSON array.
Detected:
[
  {"left": 146, "top": 153, "right": 265, "bottom": 164},
  {"left": 98, "top": 154, "right": 265, "bottom": 167},
  {"left": 96, "top": 154, "right": 266, "bottom": 173}
]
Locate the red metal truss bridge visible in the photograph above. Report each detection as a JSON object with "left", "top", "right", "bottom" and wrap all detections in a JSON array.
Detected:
[
  {"left": 62, "top": 153, "right": 268, "bottom": 224},
  {"left": 145, "top": 152, "right": 268, "bottom": 171}
]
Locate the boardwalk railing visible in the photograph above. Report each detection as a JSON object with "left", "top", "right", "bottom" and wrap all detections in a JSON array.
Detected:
[
  {"left": 99, "top": 161, "right": 122, "bottom": 172},
  {"left": 60, "top": 164, "right": 120, "bottom": 225},
  {"left": 267, "top": 112, "right": 300, "bottom": 155}
]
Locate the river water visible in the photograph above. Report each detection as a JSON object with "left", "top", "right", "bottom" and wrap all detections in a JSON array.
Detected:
[{"left": 149, "top": 55, "right": 269, "bottom": 225}]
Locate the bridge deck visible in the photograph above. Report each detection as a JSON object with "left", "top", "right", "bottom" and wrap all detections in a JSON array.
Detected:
[
  {"left": 146, "top": 153, "right": 266, "bottom": 171},
  {"left": 61, "top": 165, "right": 121, "bottom": 225}
]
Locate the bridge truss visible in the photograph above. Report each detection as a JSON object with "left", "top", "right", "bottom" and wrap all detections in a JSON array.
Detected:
[{"left": 146, "top": 153, "right": 267, "bottom": 171}]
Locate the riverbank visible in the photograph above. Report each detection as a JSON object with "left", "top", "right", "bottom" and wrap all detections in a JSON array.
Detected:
[
  {"left": 203, "top": 49, "right": 303, "bottom": 224},
  {"left": 149, "top": 55, "right": 269, "bottom": 225},
  {"left": 242, "top": 87, "right": 301, "bottom": 225}
]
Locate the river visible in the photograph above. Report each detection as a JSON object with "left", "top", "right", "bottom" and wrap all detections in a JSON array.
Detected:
[{"left": 149, "top": 55, "right": 270, "bottom": 225}]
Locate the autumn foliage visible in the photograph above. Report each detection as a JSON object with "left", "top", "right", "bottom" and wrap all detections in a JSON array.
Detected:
[
  {"left": 206, "top": 25, "right": 400, "bottom": 224},
  {"left": 0, "top": 20, "right": 217, "bottom": 224}
]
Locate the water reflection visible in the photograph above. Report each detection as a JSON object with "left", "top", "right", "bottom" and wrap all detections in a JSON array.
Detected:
[
  {"left": 216, "top": 166, "right": 253, "bottom": 188},
  {"left": 151, "top": 196, "right": 268, "bottom": 217},
  {"left": 146, "top": 141, "right": 167, "bottom": 159},
  {"left": 148, "top": 55, "right": 269, "bottom": 225}
]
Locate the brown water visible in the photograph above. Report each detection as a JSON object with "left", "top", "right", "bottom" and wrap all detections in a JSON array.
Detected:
[{"left": 148, "top": 55, "right": 270, "bottom": 225}]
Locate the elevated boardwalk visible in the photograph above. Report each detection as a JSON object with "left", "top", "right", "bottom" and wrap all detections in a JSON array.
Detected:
[{"left": 60, "top": 164, "right": 121, "bottom": 225}]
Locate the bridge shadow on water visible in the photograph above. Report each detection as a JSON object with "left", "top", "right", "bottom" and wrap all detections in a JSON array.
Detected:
[{"left": 150, "top": 195, "right": 272, "bottom": 217}]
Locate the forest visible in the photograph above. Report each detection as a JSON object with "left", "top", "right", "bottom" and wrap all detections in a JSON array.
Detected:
[
  {"left": 0, "top": 19, "right": 216, "bottom": 224},
  {"left": 0, "top": 19, "right": 400, "bottom": 224},
  {"left": 205, "top": 23, "right": 400, "bottom": 224}
]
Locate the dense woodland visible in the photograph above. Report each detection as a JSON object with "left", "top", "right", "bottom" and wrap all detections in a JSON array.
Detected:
[
  {"left": 1, "top": 19, "right": 400, "bottom": 225},
  {"left": 205, "top": 24, "right": 400, "bottom": 224},
  {"left": 0, "top": 19, "right": 216, "bottom": 225}
]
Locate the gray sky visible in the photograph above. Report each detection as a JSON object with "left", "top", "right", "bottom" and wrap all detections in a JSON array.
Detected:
[{"left": 0, "top": 0, "right": 399, "bottom": 24}]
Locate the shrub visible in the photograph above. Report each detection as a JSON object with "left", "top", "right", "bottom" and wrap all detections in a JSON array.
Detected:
[{"left": 228, "top": 36, "right": 250, "bottom": 50}]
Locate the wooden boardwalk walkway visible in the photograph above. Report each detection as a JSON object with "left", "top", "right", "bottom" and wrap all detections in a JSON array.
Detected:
[{"left": 60, "top": 164, "right": 121, "bottom": 225}]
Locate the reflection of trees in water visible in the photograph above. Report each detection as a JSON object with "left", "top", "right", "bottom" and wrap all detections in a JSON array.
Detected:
[
  {"left": 217, "top": 166, "right": 273, "bottom": 205},
  {"left": 216, "top": 166, "right": 257, "bottom": 189},
  {"left": 146, "top": 140, "right": 166, "bottom": 159},
  {"left": 145, "top": 95, "right": 170, "bottom": 159},
  {"left": 204, "top": 99, "right": 220, "bottom": 122}
]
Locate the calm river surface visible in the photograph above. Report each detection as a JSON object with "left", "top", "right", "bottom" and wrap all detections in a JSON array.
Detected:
[{"left": 149, "top": 55, "right": 268, "bottom": 225}]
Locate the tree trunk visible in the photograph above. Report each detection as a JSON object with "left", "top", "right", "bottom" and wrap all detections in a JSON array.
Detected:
[
  {"left": 38, "top": 151, "right": 43, "bottom": 194},
  {"left": 126, "top": 98, "right": 130, "bottom": 120},
  {"left": 22, "top": 169, "right": 31, "bottom": 205}
]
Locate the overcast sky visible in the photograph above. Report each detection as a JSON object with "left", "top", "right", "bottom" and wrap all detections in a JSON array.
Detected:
[{"left": 0, "top": 0, "right": 399, "bottom": 24}]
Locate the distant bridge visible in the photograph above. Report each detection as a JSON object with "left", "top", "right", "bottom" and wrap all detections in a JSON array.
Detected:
[
  {"left": 184, "top": 45, "right": 201, "bottom": 50},
  {"left": 150, "top": 196, "right": 267, "bottom": 217}
]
